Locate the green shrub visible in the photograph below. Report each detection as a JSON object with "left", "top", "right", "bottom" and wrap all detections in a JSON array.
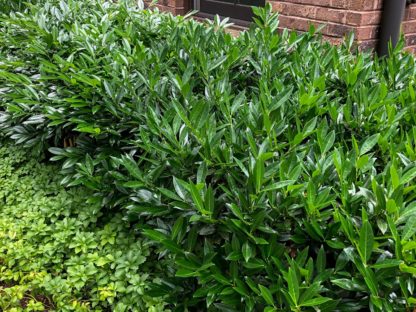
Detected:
[
  {"left": 0, "top": 144, "right": 168, "bottom": 311},
  {"left": 1, "top": 0, "right": 416, "bottom": 311},
  {"left": 0, "top": 0, "right": 44, "bottom": 14}
]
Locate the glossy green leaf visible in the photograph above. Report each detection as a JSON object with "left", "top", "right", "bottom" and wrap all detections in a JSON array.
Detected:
[
  {"left": 359, "top": 220, "right": 374, "bottom": 263},
  {"left": 300, "top": 297, "right": 332, "bottom": 307},
  {"left": 242, "top": 241, "right": 253, "bottom": 263},
  {"left": 287, "top": 267, "right": 299, "bottom": 305},
  {"left": 259, "top": 285, "right": 274, "bottom": 306}
]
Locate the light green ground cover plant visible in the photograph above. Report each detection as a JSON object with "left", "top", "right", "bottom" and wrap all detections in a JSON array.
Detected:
[
  {"left": 0, "top": 144, "right": 168, "bottom": 311},
  {"left": 1, "top": 0, "right": 416, "bottom": 311}
]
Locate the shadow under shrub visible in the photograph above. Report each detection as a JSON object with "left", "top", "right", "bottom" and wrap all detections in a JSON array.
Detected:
[{"left": 1, "top": 1, "right": 416, "bottom": 311}]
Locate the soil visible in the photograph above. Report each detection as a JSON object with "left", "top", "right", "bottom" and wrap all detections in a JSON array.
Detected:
[{"left": 0, "top": 280, "right": 55, "bottom": 311}]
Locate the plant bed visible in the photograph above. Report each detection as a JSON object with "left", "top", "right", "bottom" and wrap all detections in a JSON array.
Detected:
[
  {"left": 0, "top": 144, "right": 167, "bottom": 311},
  {"left": 1, "top": 0, "right": 416, "bottom": 311}
]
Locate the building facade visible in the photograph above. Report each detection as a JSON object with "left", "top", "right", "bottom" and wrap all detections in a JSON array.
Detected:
[{"left": 152, "top": 0, "right": 416, "bottom": 52}]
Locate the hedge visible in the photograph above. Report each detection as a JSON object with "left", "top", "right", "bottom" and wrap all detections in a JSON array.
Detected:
[{"left": 1, "top": 0, "right": 416, "bottom": 311}]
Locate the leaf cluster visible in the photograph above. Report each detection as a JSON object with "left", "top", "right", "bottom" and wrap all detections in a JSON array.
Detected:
[{"left": 1, "top": 1, "right": 416, "bottom": 311}]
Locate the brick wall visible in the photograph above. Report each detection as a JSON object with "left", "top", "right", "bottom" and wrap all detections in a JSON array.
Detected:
[
  {"left": 149, "top": 0, "right": 190, "bottom": 15},
  {"left": 151, "top": 0, "right": 416, "bottom": 52},
  {"left": 269, "top": 0, "right": 416, "bottom": 51},
  {"left": 404, "top": 4, "right": 416, "bottom": 52}
]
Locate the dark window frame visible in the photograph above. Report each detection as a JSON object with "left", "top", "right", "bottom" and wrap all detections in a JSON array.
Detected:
[{"left": 194, "top": 0, "right": 264, "bottom": 23}]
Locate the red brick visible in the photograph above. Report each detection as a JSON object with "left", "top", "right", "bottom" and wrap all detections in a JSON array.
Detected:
[
  {"left": 276, "top": 3, "right": 318, "bottom": 20},
  {"left": 168, "top": 0, "right": 185, "bottom": 7},
  {"left": 276, "top": 0, "right": 334, "bottom": 8},
  {"left": 355, "top": 25, "right": 379, "bottom": 40},
  {"left": 405, "top": 33, "right": 416, "bottom": 46},
  {"left": 152, "top": 4, "right": 176, "bottom": 13},
  {"left": 403, "top": 20, "right": 416, "bottom": 34},
  {"left": 271, "top": 2, "right": 348, "bottom": 24},
  {"left": 278, "top": 15, "right": 353, "bottom": 38},
  {"left": 405, "top": 45, "right": 416, "bottom": 53},
  {"left": 347, "top": 11, "right": 382, "bottom": 26},
  {"left": 315, "top": 7, "right": 347, "bottom": 24},
  {"left": 322, "top": 35, "right": 344, "bottom": 45},
  {"left": 404, "top": 4, "right": 416, "bottom": 21},
  {"left": 348, "top": 0, "right": 382, "bottom": 11},
  {"left": 358, "top": 39, "right": 378, "bottom": 51}
]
